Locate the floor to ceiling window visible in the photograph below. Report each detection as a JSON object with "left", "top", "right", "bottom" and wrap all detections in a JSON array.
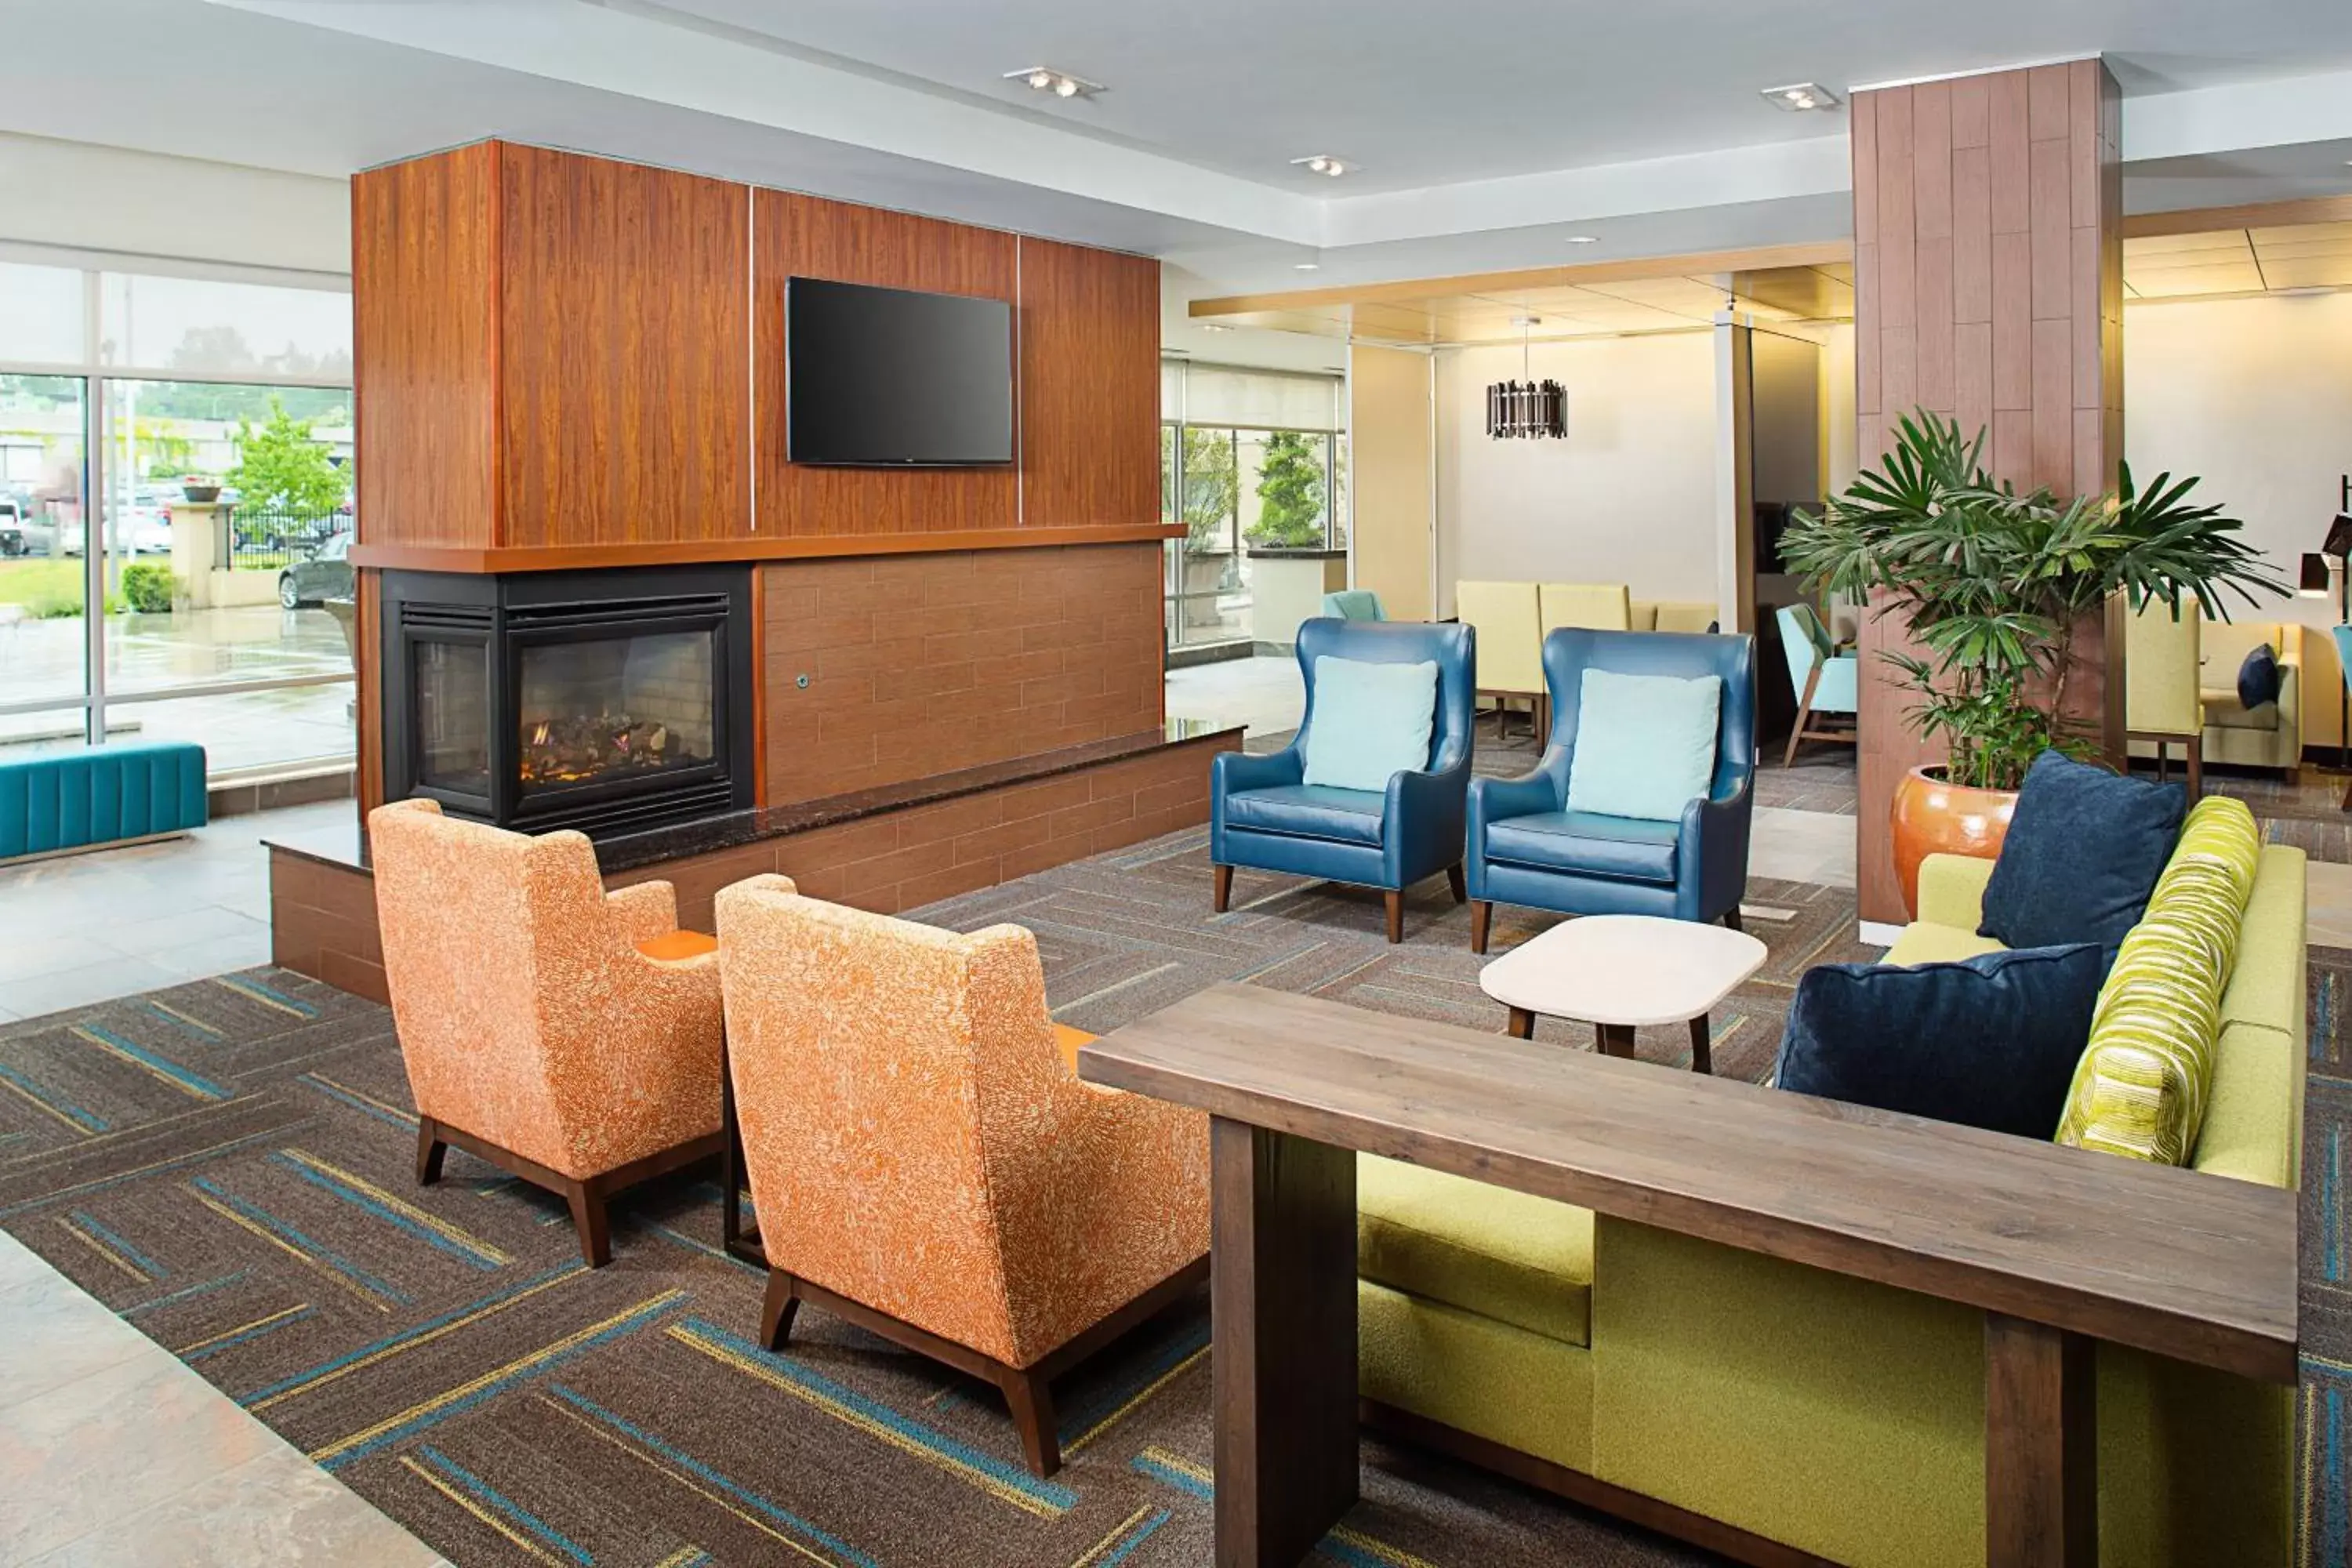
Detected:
[
  {"left": 1160, "top": 360, "right": 1345, "bottom": 650},
  {"left": 0, "top": 256, "right": 354, "bottom": 775}
]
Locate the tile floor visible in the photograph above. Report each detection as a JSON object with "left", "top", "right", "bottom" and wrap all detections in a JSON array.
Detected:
[
  {"left": 1166, "top": 652, "right": 1306, "bottom": 739},
  {"left": 0, "top": 800, "right": 350, "bottom": 1022},
  {"left": 0, "top": 1230, "right": 445, "bottom": 1567}
]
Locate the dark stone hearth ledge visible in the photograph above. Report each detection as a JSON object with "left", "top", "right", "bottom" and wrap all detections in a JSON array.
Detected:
[{"left": 265, "top": 718, "right": 1243, "bottom": 878}]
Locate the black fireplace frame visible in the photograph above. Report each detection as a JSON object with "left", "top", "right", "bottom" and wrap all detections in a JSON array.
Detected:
[{"left": 380, "top": 564, "right": 757, "bottom": 838}]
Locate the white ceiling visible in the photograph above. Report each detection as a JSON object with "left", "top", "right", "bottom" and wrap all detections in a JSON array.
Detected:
[
  {"left": 652, "top": 0, "right": 2352, "bottom": 194},
  {"left": 4, "top": 0, "right": 2352, "bottom": 300}
]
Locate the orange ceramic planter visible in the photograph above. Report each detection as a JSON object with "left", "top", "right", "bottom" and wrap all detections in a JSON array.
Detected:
[{"left": 1889, "top": 766, "right": 2017, "bottom": 919}]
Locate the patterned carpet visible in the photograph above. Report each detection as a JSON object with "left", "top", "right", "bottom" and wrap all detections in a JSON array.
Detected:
[{"left": 0, "top": 827, "right": 2344, "bottom": 1565}]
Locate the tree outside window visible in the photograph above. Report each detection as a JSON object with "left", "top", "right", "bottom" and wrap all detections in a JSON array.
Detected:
[{"left": 1244, "top": 430, "right": 1327, "bottom": 548}]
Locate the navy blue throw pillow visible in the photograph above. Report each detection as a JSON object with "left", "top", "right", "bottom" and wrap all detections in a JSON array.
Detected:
[
  {"left": 1977, "top": 750, "right": 2183, "bottom": 955},
  {"left": 2238, "top": 642, "right": 2281, "bottom": 710},
  {"left": 1773, "top": 944, "right": 2106, "bottom": 1138}
]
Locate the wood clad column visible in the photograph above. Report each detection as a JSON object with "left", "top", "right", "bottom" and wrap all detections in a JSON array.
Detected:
[{"left": 1850, "top": 60, "right": 2124, "bottom": 925}]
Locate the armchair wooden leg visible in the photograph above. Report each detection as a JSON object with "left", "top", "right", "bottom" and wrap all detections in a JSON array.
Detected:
[
  {"left": 1214, "top": 863, "right": 1233, "bottom": 913},
  {"left": 415, "top": 1116, "right": 447, "bottom": 1187},
  {"left": 2187, "top": 736, "right": 2204, "bottom": 801},
  {"left": 564, "top": 1181, "right": 612, "bottom": 1269},
  {"left": 1470, "top": 900, "right": 1493, "bottom": 955},
  {"left": 760, "top": 1269, "right": 801, "bottom": 1352},
  {"left": 1537, "top": 695, "right": 1552, "bottom": 752},
  {"left": 1382, "top": 890, "right": 1404, "bottom": 945},
  {"left": 1001, "top": 1368, "right": 1062, "bottom": 1479},
  {"left": 1446, "top": 863, "right": 1466, "bottom": 903},
  {"left": 1784, "top": 703, "right": 1811, "bottom": 768}
]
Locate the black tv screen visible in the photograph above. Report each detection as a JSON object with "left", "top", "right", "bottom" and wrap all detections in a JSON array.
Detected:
[{"left": 786, "top": 277, "right": 1014, "bottom": 466}]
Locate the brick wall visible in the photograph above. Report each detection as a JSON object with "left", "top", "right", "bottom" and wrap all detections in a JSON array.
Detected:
[
  {"left": 271, "top": 731, "right": 1224, "bottom": 1007},
  {"left": 760, "top": 543, "right": 1163, "bottom": 804}
]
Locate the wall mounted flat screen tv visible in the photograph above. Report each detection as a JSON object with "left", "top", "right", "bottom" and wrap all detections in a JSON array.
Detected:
[{"left": 786, "top": 277, "right": 1014, "bottom": 466}]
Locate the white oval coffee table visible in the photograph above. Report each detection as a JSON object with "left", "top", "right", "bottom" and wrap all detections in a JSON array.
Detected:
[{"left": 1475, "top": 913, "right": 1768, "bottom": 1073}]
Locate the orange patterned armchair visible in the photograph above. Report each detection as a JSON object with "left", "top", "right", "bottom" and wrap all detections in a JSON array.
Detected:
[
  {"left": 713, "top": 873, "right": 1210, "bottom": 1476},
  {"left": 369, "top": 799, "right": 726, "bottom": 1266}
]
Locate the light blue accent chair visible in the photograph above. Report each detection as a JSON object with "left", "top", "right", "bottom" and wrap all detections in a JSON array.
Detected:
[
  {"left": 1465, "top": 628, "right": 1755, "bottom": 952},
  {"left": 1777, "top": 602, "right": 1859, "bottom": 768},
  {"left": 1210, "top": 617, "right": 1475, "bottom": 942},
  {"left": 1321, "top": 589, "right": 1388, "bottom": 622},
  {"left": 2332, "top": 623, "right": 2352, "bottom": 812}
]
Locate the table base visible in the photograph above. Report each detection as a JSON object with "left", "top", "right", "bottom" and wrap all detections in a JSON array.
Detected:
[{"left": 1503, "top": 1007, "right": 1712, "bottom": 1073}]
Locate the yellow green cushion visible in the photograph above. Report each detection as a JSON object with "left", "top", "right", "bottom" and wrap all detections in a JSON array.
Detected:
[
  {"left": 1883, "top": 922, "right": 2006, "bottom": 967},
  {"left": 2190, "top": 1021, "right": 2299, "bottom": 1188},
  {"left": 2056, "top": 797, "right": 2259, "bottom": 1165},
  {"left": 1357, "top": 1153, "right": 1593, "bottom": 1347},
  {"left": 2220, "top": 849, "right": 2306, "bottom": 1039},
  {"left": 1359, "top": 1278, "right": 1593, "bottom": 1472}
]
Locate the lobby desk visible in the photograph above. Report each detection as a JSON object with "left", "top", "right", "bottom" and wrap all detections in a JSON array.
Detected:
[{"left": 1077, "top": 983, "right": 2297, "bottom": 1568}]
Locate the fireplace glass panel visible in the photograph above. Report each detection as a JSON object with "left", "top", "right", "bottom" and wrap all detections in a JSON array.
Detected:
[
  {"left": 413, "top": 639, "right": 491, "bottom": 797},
  {"left": 517, "top": 630, "right": 717, "bottom": 793}
]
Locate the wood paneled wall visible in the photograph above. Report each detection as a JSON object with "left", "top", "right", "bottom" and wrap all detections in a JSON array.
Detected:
[
  {"left": 1851, "top": 60, "right": 2124, "bottom": 926},
  {"left": 1853, "top": 58, "right": 2122, "bottom": 492},
  {"left": 351, "top": 141, "right": 499, "bottom": 549},
  {"left": 350, "top": 140, "right": 1164, "bottom": 564},
  {"left": 499, "top": 146, "right": 750, "bottom": 548},
  {"left": 1018, "top": 237, "right": 1162, "bottom": 530}
]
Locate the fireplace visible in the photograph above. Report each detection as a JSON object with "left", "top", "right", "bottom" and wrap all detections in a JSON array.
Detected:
[{"left": 381, "top": 565, "right": 757, "bottom": 837}]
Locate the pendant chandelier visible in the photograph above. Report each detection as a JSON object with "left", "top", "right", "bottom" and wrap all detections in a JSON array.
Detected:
[{"left": 1486, "top": 316, "right": 1566, "bottom": 440}]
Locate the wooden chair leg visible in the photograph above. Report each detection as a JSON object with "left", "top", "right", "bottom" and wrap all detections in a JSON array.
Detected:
[
  {"left": 1001, "top": 1367, "right": 1062, "bottom": 1478},
  {"left": 415, "top": 1116, "right": 447, "bottom": 1187},
  {"left": 564, "top": 1181, "right": 612, "bottom": 1269},
  {"left": 760, "top": 1269, "right": 800, "bottom": 1352},
  {"left": 2187, "top": 736, "right": 2204, "bottom": 801},
  {"left": 1382, "top": 889, "right": 1404, "bottom": 944},
  {"left": 1689, "top": 1014, "right": 1713, "bottom": 1075},
  {"left": 1446, "top": 863, "right": 1467, "bottom": 904},
  {"left": 1537, "top": 694, "right": 1553, "bottom": 752},
  {"left": 1213, "top": 863, "right": 1233, "bottom": 913},
  {"left": 1784, "top": 702, "right": 1810, "bottom": 768},
  {"left": 1469, "top": 899, "right": 1493, "bottom": 954}
]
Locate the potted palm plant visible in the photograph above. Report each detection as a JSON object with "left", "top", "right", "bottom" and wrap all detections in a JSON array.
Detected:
[{"left": 1779, "top": 410, "right": 2285, "bottom": 912}]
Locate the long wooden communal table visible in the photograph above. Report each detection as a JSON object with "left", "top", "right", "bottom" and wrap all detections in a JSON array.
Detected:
[{"left": 1076, "top": 983, "right": 2299, "bottom": 1568}]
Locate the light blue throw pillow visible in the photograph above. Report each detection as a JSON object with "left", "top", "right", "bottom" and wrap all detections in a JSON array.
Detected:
[
  {"left": 1564, "top": 668, "right": 1722, "bottom": 822},
  {"left": 1300, "top": 656, "right": 1439, "bottom": 792}
]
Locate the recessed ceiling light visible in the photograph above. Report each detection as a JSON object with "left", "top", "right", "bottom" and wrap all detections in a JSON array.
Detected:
[
  {"left": 1294, "top": 263, "right": 1321, "bottom": 271},
  {"left": 1761, "top": 82, "right": 1841, "bottom": 113},
  {"left": 1003, "top": 66, "right": 1104, "bottom": 100},
  {"left": 1290, "top": 154, "right": 1351, "bottom": 178},
  {"left": 1565, "top": 234, "right": 1599, "bottom": 245}
]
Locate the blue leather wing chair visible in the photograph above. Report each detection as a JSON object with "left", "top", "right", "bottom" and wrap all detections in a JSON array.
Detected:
[
  {"left": 1465, "top": 627, "right": 1755, "bottom": 953},
  {"left": 1211, "top": 617, "right": 1475, "bottom": 943}
]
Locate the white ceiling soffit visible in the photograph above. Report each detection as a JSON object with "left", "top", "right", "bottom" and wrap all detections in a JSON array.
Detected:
[
  {"left": 208, "top": 0, "right": 1319, "bottom": 245},
  {"left": 129, "top": 1, "right": 2352, "bottom": 289}
]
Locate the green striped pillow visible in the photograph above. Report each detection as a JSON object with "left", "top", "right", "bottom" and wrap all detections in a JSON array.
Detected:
[{"left": 2054, "top": 797, "right": 2259, "bottom": 1164}]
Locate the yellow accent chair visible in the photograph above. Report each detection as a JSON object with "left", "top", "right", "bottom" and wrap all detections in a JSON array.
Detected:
[
  {"left": 1357, "top": 838, "right": 2306, "bottom": 1566},
  {"left": 2125, "top": 598, "right": 2204, "bottom": 797},
  {"left": 368, "top": 798, "right": 727, "bottom": 1268},
  {"left": 1456, "top": 579, "right": 1548, "bottom": 745},
  {"left": 1537, "top": 582, "right": 1633, "bottom": 634},
  {"left": 1632, "top": 600, "right": 1717, "bottom": 634},
  {"left": 2198, "top": 621, "right": 2302, "bottom": 784},
  {"left": 712, "top": 875, "right": 1209, "bottom": 1478}
]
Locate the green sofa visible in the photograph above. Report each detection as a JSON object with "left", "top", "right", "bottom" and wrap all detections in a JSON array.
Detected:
[{"left": 1359, "top": 843, "right": 2307, "bottom": 1567}]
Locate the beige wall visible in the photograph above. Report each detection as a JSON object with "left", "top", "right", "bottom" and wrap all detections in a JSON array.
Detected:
[
  {"left": 1349, "top": 343, "right": 1435, "bottom": 622},
  {"left": 1433, "top": 331, "right": 1717, "bottom": 618},
  {"left": 2125, "top": 290, "right": 2352, "bottom": 749}
]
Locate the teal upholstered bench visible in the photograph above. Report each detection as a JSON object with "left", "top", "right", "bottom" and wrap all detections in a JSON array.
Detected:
[{"left": 0, "top": 742, "right": 209, "bottom": 863}]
